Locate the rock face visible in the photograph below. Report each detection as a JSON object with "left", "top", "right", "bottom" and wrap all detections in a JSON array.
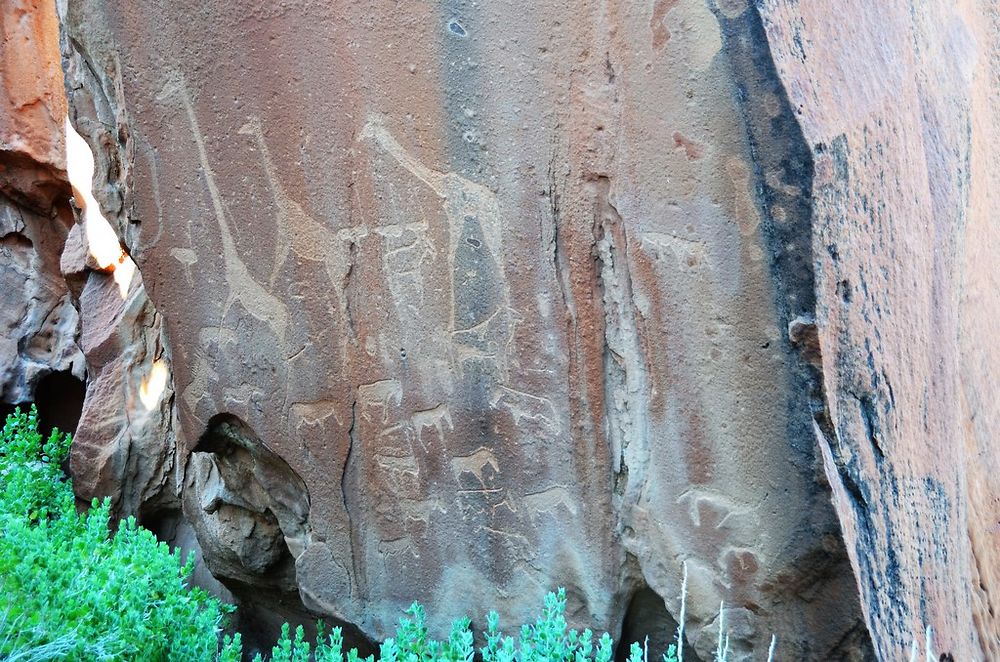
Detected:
[
  {"left": 56, "top": 1, "right": 867, "bottom": 657},
  {"left": 0, "top": 0, "right": 175, "bottom": 518},
  {"left": 3, "top": 0, "right": 997, "bottom": 659},
  {"left": 761, "top": 2, "right": 1000, "bottom": 659},
  {"left": 0, "top": 0, "right": 83, "bottom": 413}
]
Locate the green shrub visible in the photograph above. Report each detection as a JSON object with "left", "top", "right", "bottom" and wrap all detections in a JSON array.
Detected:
[
  {"left": 256, "top": 586, "right": 716, "bottom": 662},
  {"left": 0, "top": 406, "right": 240, "bottom": 660}
]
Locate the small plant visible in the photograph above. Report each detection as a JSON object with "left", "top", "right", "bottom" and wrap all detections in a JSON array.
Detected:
[
  {"left": 259, "top": 588, "right": 615, "bottom": 662},
  {"left": 0, "top": 406, "right": 239, "bottom": 660}
]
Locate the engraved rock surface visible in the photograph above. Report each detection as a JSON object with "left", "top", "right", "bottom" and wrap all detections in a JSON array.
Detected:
[
  {"left": 53, "top": 1, "right": 875, "bottom": 658},
  {"left": 0, "top": 0, "right": 984, "bottom": 659}
]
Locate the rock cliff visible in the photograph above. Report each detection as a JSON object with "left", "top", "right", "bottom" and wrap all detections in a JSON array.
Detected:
[{"left": 1, "top": 0, "right": 997, "bottom": 659}]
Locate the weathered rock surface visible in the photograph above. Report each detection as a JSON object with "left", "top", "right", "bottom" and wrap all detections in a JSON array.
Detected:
[
  {"left": 0, "top": 0, "right": 176, "bottom": 521},
  {"left": 760, "top": 1, "right": 1000, "bottom": 658},
  {"left": 3, "top": 0, "right": 998, "bottom": 659},
  {"left": 0, "top": 0, "right": 83, "bottom": 414},
  {"left": 0, "top": 0, "right": 66, "bottom": 210},
  {"left": 55, "top": 0, "right": 872, "bottom": 657}
]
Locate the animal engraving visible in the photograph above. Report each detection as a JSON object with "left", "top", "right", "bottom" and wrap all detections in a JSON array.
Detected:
[
  {"left": 238, "top": 117, "right": 367, "bottom": 337},
  {"left": 165, "top": 79, "right": 288, "bottom": 348},
  {"left": 290, "top": 400, "right": 343, "bottom": 431},
  {"left": 377, "top": 536, "right": 419, "bottom": 562},
  {"left": 450, "top": 447, "right": 500, "bottom": 487},
  {"left": 520, "top": 486, "right": 578, "bottom": 522},
  {"left": 411, "top": 404, "right": 453, "bottom": 448},
  {"left": 374, "top": 455, "right": 421, "bottom": 498},
  {"left": 358, "top": 379, "right": 403, "bottom": 423},
  {"left": 360, "top": 117, "right": 508, "bottom": 332},
  {"left": 169, "top": 247, "right": 198, "bottom": 287},
  {"left": 489, "top": 385, "right": 561, "bottom": 435}
]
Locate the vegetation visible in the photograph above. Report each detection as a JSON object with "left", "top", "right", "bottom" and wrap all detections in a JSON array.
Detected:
[
  {"left": 0, "top": 406, "right": 240, "bottom": 660},
  {"left": 0, "top": 407, "right": 743, "bottom": 661}
]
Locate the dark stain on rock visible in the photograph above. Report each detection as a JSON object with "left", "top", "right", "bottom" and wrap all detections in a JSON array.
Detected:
[{"left": 712, "top": 4, "right": 875, "bottom": 657}]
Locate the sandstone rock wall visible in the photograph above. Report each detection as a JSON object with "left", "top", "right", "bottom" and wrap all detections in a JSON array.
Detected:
[
  {"left": 1, "top": 0, "right": 175, "bottom": 517},
  {"left": 3, "top": 0, "right": 998, "bottom": 659},
  {"left": 55, "top": 0, "right": 867, "bottom": 658},
  {"left": 761, "top": 1, "right": 1000, "bottom": 658},
  {"left": 0, "top": 0, "right": 82, "bottom": 411}
]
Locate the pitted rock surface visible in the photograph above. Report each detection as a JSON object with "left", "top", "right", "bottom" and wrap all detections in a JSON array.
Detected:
[
  {"left": 2, "top": 0, "right": 997, "bottom": 659},
  {"left": 53, "top": 1, "right": 873, "bottom": 657}
]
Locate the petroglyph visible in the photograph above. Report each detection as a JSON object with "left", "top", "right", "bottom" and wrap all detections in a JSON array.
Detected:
[
  {"left": 162, "top": 79, "right": 288, "bottom": 348},
  {"left": 375, "top": 454, "right": 419, "bottom": 478},
  {"left": 170, "top": 247, "right": 198, "bottom": 286},
  {"left": 489, "top": 385, "right": 560, "bottom": 435},
  {"left": 183, "top": 351, "right": 217, "bottom": 415},
  {"left": 374, "top": 454, "right": 421, "bottom": 498},
  {"left": 676, "top": 487, "right": 759, "bottom": 532},
  {"left": 358, "top": 379, "right": 403, "bottom": 423},
  {"left": 360, "top": 117, "right": 507, "bottom": 322},
  {"left": 375, "top": 422, "right": 416, "bottom": 458},
  {"left": 411, "top": 404, "right": 453, "bottom": 448},
  {"left": 221, "top": 385, "right": 266, "bottom": 415},
  {"left": 180, "top": 325, "right": 240, "bottom": 415},
  {"left": 477, "top": 525, "right": 533, "bottom": 561},
  {"left": 520, "top": 485, "right": 578, "bottom": 522},
  {"left": 450, "top": 447, "right": 500, "bottom": 487},
  {"left": 199, "top": 326, "right": 238, "bottom": 346},
  {"left": 451, "top": 306, "right": 520, "bottom": 380},
  {"left": 641, "top": 231, "right": 708, "bottom": 268},
  {"left": 290, "top": 400, "right": 343, "bottom": 431},
  {"left": 397, "top": 497, "right": 446, "bottom": 525},
  {"left": 376, "top": 219, "right": 437, "bottom": 305},
  {"left": 238, "top": 117, "right": 367, "bottom": 332},
  {"left": 377, "top": 536, "right": 419, "bottom": 562}
]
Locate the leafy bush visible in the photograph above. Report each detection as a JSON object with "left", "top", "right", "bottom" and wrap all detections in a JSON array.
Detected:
[
  {"left": 254, "top": 587, "right": 719, "bottom": 662},
  {"left": 0, "top": 406, "right": 239, "bottom": 660}
]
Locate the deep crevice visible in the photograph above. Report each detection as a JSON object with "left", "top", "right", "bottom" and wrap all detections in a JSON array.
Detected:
[
  {"left": 614, "top": 585, "right": 702, "bottom": 662},
  {"left": 33, "top": 370, "right": 87, "bottom": 438}
]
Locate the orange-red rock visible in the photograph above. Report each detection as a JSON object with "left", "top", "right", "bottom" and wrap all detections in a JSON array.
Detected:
[
  {"left": 760, "top": 1, "right": 1000, "bottom": 658},
  {"left": 3, "top": 0, "right": 996, "bottom": 659},
  {"left": 53, "top": 1, "right": 874, "bottom": 657}
]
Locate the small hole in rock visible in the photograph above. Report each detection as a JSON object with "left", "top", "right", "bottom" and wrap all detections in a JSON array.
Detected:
[
  {"left": 34, "top": 370, "right": 86, "bottom": 438},
  {"left": 615, "top": 586, "right": 701, "bottom": 662}
]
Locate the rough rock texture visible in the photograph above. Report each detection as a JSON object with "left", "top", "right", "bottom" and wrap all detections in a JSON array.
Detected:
[
  {"left": 0, "top": 0, "right": 176, "bottom": 522},
  {"left": 0, "top": 0, "right": 66, "bottom": 209},
  {"left": 54, "top": 1, "right": 876, "bottom": 658},
  {"left": 0, "top": 0, "right": 83, "bottom": 411},
  {"left": 0, "top": 0, "right": 990, "bottom": 659},
  {"left": 760, "top": 1, "right": 1000, "bottom": 659}
]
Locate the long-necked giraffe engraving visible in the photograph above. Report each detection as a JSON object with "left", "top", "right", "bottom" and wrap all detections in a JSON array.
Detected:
[
  {"left": 360, "top": 116, "right": 518, "bottom": 381},
  {"left": 238, "top": 117, "right": 365, "bottom": 331},
  {"left": 161, "top": 77, "right": 289, "bottom": 351},
  {"left": 359, "top": 117, "right": 508, "bottom": 323}
]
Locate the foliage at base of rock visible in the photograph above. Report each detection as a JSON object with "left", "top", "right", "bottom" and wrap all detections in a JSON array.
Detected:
[{"left": 0, "top": 407, "right": 239, "bottom": 660}]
